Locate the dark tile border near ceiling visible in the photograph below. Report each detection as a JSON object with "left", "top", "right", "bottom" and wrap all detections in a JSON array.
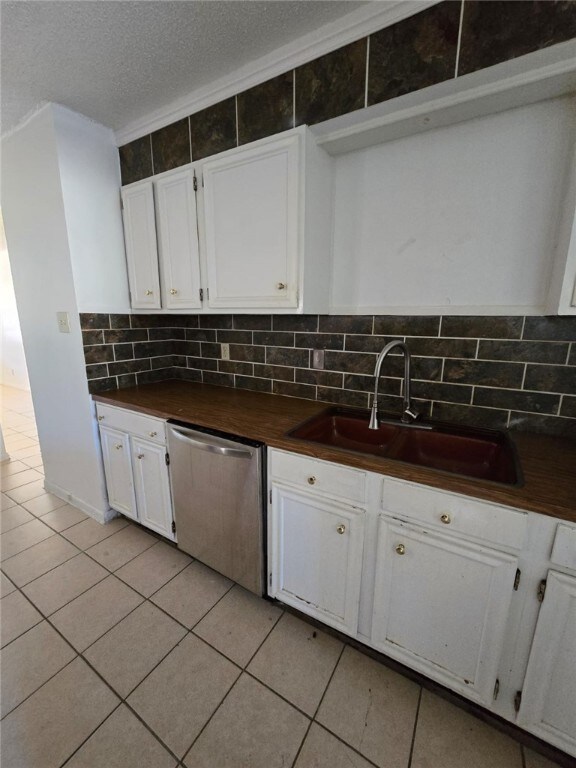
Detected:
[
  {"left": 81, "top": 313, "right": 576, "bottom": 439},
  {"left": 119, "top": 0, "right": 576, "bottom": 185}
]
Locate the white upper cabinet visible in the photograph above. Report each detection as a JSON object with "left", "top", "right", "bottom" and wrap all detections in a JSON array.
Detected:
[
  {"left": 122, "top": 169, "right": 201, "bottom": 311},
  {"left": 121, "top": 181, "right": 161, "bottom": 309},
  {"left": 155, "top": 169, "right": 202, "bottom": 310}
]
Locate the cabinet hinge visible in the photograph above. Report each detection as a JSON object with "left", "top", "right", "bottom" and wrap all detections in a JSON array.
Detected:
[
  {"left": 165, "top": 453, "right": 170, "bottom": 466},
  {"left": 513, "top": 569, "right": 521, "bottom": 591},
  {"left": 269, "top": 572, "right": 272, "bottom": 588},
  {"left": 171, "top": 520, "right": 176, "bottom": 534},
  {"left": 120, "top": 194, "right": 124, "bottom": 210},
  {"left": 537, "top": 579, "right": 547, "bottom": 603},
  {"left": 514, "top": 690, "right": 522, "bottom": 712},
  {"left": 193, "top": 173, "right": 198, "bottom": 192},
  {"left": 199, "top": 288, "right": 204, "bottom": 302},
  {"left": 493, "top": 678, "right": 500, "bottom": 700},
  {"left": 269, "top": 489, "right": 272, "bottom": 505}
]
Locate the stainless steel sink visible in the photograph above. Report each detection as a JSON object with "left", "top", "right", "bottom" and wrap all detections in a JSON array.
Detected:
[{"left": 286, "top": 407, "right": 523, "bottom": 486}]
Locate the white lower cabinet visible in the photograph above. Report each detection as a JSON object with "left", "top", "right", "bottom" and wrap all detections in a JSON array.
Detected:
[
  {"left": 518, "top": 571, "right": 576, "bottom": 755},
  {"left": 99, "top": 426, "right": 137, "bottom": 520},
  {"left": 97, "top": 403, "right": 175, "bottom": 541},
  {"left": 267, "top": 448, "right": 576, "bottom": 759},
  {"left": 371, "top": 516, "right": 518, "bottom": 705}
]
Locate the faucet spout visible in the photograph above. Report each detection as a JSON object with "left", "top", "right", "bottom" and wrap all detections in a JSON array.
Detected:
[{"left": 368, "top": 340, "right": 419, "bottom": 430}]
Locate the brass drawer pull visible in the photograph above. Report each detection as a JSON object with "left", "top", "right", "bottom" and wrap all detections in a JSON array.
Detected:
[
  {"left": 149, "top": 431, "right": 157, "bottom": 437},
  {"left": 336, "top": 524, "right": 346, "bottom": 535},
  {"left": 307, "top": 476, "right": 316, "bottom": 485},
  {"left": 440, "top": 513, "right": 451, "bottom": 524},
  {"left": 396, "top": 543, "right": 406, "bottom": 555}
]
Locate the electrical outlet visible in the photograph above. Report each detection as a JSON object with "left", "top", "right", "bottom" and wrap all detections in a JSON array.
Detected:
[
  {"left": 312, "top": 349, "right": 325, "bottom": 370},
  {"left": 57, "top": 311, "right": 71, "bottom": 333},
  {"left": 221, "top": 343, "right": 230, "bottom": 361}
]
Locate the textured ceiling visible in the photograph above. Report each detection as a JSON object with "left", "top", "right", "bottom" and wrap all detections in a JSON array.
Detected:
[{"left": 0, "top": 0, "right": 367, "bottom": 136}]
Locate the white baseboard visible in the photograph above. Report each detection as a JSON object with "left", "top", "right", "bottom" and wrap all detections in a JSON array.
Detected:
[{"left": 43, "top": 480, "right": 118, "bottom": 525}]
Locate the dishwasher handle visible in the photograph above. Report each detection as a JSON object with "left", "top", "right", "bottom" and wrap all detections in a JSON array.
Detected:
[{"left": 169, "top": 425, "right": 254, "bottom": 459}]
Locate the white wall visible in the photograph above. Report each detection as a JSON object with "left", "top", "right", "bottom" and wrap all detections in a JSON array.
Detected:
[
  {"left": 0, "top": 211, "right": 30, "bottom": 390},
  {"left": 0, "top": 104, "right": 118, "bottom": 521},
  {"left": 54, "top": 106, "right": 130, "bottom": 313},
  {"left": 330, "top": 97, "right": 576, "bottom": 315}
]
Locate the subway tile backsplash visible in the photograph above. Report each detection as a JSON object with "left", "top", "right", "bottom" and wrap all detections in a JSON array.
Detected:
[{"left": 81, "top": 313, "right": 576, "bottom": 439}]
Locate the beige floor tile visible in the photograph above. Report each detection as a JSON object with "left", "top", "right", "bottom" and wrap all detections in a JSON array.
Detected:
[
  {"left": 21, "top": 453, "right": 44, "bottom": 468},
  {"left": 248, "top": 612, "right": 343, "bottom": 715},
  {"left": 22, "top": 492, "right": 68, "bottom": 516},
  {"left": 22, "top": 553, "right": 108, "bottom": 615},
  {"left": 5, "top": 478, "right": 46, "bottom": 504},
  {"left": 4, "top": 435, "right": 37, "bottom": 450},
  {"left": 50, "top": 575, "right": 143, "bottom": 651},
  {"left": 2, "top": 534, "right": 80, "bottom": 586},
  {"left": 62, "top": 515, "right": 130, "bottom": 549},
  {"left": 0, "top": 492, "right": 17, "bottom": 510},
  {"left": 524, "top": 748, "right": 564, "bottom": 768},
  {"left": 1, "top": 571, "right": 16, "bottom": 597},
  {"left": 128, "top": 633, "right": 239, "bottom": 758},
  {"left": 410, "top": 690, "right": 523, "bottom": 768},
  {"left": 1, "top": 590, "right": 43, "bottom": 647},
  {"left": 85, "top": 602, "right": 187, "bottom": 697},
  {"left": 151, "top": 561, "right": 232, "bottom": 628},
  {"left": 11, "top": 446, "right": 44, "bottom": 461},
  {"left": 184, "top": 673, "right": 309, "bottom": 768},
  {"left": 1, "top": 460, "right": 30, "bottom": 477},
  {"left": 194, "top": 585, "right": 282, "bottom": 667},
  {"left": 317, "top": 646, "right": 420, "bottom": 768},
  {"left": 1, "top": 467, "right": 43, "bottom": 491},
  {"left": 0, "top": 504, "right": 35, "bottom": 532},
  {"left": 0, "top": 657, "right": 119, "bottom": 768},
  {"left": 115, "top": 541, "right": 192, "bottom": 597},
  {"left": 40, "top": 503, "right": 88, "bottom": 531},
  {"left": 65, "top": 705, "right": 177, "bottom": 768},
  {"left": 1, "top": 517, "right": 54, "bottom": 559},
  {"left": 294, "top": 723, "right": 375, "bottom": 768},
  {"left": 86, "top": 524, "right": 157, "bottom": 571},
  {"left": 0, "top": 620, "right": 76, "bottom": 717}
]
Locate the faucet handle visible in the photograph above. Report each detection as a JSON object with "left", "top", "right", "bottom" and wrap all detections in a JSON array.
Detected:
[{"left": 402, "top": 406, "right": 420, "bottom": 423}]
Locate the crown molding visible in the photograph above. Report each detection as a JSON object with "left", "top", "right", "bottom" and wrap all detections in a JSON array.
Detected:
[{"left": 114, "top": 0, "right": 441, "bottom": 146}]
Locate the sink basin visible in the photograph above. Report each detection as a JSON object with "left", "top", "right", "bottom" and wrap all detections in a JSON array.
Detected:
[{"left": 287, "top": 407, "right": 522, "bottom": 486}]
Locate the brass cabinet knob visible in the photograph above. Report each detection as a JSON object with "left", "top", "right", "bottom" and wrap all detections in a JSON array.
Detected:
[
  {"left": 336, "top": 524, "right": 346, "bottom": 535},
  {"left": 97, "top": 415, "right": 104, "bottom": 421},
  {"left": 149, "top": 431, "right": 157, "bottom": 437},
  {"left": 170, "top": 289, "right": 178, "bottom": 295},
  {"left": 115, "top": 444, "right": 122, "bottom": 450},
  {"left": 145, "top": 289, "right": 153, "bottom": 296},
  {"left": 395, "top": 543, "right": 406, "bottom": 555},
  {"left": 137, "top": 453, "right": 144, "bottom": 459},
  {"left": 277, "top": 282, "right": 286, "bottom": 290},
  {"left": 307, "top": 476, "right": 316, "bottom": 485},
  {"left": 440, "top": 513, "right": 451, "bottom": 524}
]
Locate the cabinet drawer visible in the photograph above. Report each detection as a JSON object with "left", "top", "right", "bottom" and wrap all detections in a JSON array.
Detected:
[
  {"left": 381, "top": 477, "right": 527, "bottom": 551},
  {"left": 551, "top": 524, "right": 576, "bottom": 571},
  {"left": 270, "top": 449, "right": 366, "bottom": 504},
  {"left": 95, "top": 403, "right": 166, "bottom": 445}
]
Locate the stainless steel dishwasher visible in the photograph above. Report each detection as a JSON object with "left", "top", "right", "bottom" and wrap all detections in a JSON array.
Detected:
[{"left": 167, "top": 420, "right": 265, "bottom": 595}]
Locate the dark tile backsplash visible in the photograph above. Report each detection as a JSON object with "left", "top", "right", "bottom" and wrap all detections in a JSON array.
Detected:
[
  {"left": 119, "top": 1, "right": 576, "bottom": 185},
  {"left": 81, "top": 313, "right": 576, "bottom": 439}
]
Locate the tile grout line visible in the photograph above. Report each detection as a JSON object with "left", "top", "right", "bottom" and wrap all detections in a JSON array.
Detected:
[{"left": 406, "top": 685, "right": 424, "bottom": 768}]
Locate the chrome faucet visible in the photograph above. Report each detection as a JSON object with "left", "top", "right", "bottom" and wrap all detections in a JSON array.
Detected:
[{"left": 368, "top": 340, "right": 419, "bottom": 429}]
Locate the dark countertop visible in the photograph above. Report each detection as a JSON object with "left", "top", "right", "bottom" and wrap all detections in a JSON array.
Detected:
[{"left": 93, "top": 380, "right": 576, "bottom": 524}]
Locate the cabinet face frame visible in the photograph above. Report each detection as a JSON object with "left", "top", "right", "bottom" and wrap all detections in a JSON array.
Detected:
[
  {"left": 99, "top": 425, "right": 138, "bottom": 520},
  {"left": 269, "top": 482, "right": 365, "bottom": 635},
  {"left": 517, "top": 570, "right": 576, "bottom": 755},
  {"left": 201, "top": 133, "right": 301, "bottom": 309},
  {"left": 121, "top": 181, "right": 162, "bottom": 309}
]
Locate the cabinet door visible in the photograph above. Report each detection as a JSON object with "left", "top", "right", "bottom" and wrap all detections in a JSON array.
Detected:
[
  {"left": 372, "top": 517, "right": 518, "bottom": 706},
  {"left": 155, "top": 169, "right": 202, "bottom": 310},
  {"left": 518, "top": 571, "right": 576, "bottom": 756},
  {"left": 203, "top": 134, "right": 300, "bottom": 309},
  {"left": 131, "top": 437, "right": 175, "bottom": 541},
  {"left": 270, "top": 484, "right": 365, "bottom": 635},
  {"left": 121, "top": 181, "right": 161, "bottom": 309},
  {"left": 99, "top": 426, "right": 137, "bottom": 520}
]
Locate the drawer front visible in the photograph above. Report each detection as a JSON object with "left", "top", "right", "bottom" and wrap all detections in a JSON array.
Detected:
[
  {"left": 270, "top": 449, "right": 366, "bottom": 504},
  {"left": 551, "top": 523, "right": 576, "bottom": 571},
  {"left": 381, "top": 477, "right": 527, "bottom": 551},
  {"left": 96, "top": 403, "right": 166, "bottom": 445}
]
